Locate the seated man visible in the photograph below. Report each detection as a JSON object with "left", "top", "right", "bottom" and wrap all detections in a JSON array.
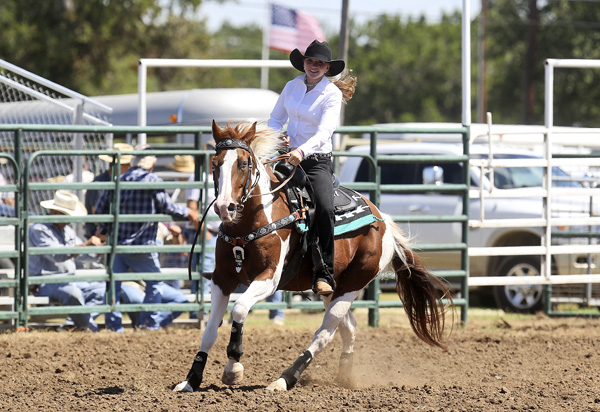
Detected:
[
  {"left": 28, "top": 190, "right": 106, "bottom": 332},
  {"left": 30, "top": 191, "right": 144, "bottom": 331}
]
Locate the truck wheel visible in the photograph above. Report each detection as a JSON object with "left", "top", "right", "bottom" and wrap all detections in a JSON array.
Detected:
[{"left": 493, "top": 256, "right": 544, "bottom": 313}]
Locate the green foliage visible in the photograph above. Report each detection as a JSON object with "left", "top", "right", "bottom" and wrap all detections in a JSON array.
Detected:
[
  {"left": 2, "top": 1, "right": 600, "bottom": 127},
  {"left": 344, "top": 14, "right": 463, "bottom": 125},
  {"left": 486, "top": 0, "right": 600, "bottom": 126},
  {"left": 0, "top": 0, "right": 209, "bottom": 96}
]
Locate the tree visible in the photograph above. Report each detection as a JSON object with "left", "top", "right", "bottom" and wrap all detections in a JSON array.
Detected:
[
  {"left": 0, "top": 0, "right": 210, "bottom": 96},
  {"left": 486, "top": 0, "right": 600, "bottom": 126},
  {"left": 344, "top": 14, "right": 464, "bottom": 125}
]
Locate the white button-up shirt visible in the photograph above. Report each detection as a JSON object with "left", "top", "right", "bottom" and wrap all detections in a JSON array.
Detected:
[{"left": 268, "top": 74, "right": 342, "bottom": 158}]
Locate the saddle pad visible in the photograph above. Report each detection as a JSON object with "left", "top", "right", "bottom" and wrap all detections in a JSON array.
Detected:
[{"left": 333, "top": 186, "right": 380, "bottom": 236}]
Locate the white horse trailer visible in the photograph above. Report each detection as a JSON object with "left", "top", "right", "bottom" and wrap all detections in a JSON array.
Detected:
[{"left": 93, "top": 88, "right": 280, "bottom": 146}]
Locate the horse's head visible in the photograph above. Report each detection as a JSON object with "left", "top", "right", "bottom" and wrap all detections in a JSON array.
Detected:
[{"left": 211, "top": 120, "right": 259, "bottom": 222}]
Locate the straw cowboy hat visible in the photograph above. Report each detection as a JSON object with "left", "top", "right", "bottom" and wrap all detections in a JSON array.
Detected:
[
  {"left": 40, "top": 190, "right": 87, "bottom": 216},
  {"left": 289, "top": 40, "right": 345, "bottom": 77},
  {"left": 98, "top": 143, "right": 134, "bottom": 164},
  {"left": 166, "top": 155, "right": 195, "bottom": 173},
  {"left": 132, "top": 144, "right": 157, "bottom": 171}
]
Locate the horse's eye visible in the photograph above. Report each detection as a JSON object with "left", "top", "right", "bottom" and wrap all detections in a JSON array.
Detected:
[{"left": 239, "top": 161, "right": 248, "bottom": 170}]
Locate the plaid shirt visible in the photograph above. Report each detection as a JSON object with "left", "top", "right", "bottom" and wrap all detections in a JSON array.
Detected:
[{"left": 95, "top": 167, "right": 189, "bottom": 245}]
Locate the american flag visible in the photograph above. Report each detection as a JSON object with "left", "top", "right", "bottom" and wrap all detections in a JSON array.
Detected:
[{"left": 269, "top": 3, "right": 326, "bottom": 53}]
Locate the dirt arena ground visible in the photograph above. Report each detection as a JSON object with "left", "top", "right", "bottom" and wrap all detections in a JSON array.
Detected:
[{"left": 1, "top": 308, "right": 600, "bottom": 412}]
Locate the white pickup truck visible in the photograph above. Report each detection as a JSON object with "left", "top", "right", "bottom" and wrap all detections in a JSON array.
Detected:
[{"left": 339, "top": 142, "right": 600, "bottom": 313}]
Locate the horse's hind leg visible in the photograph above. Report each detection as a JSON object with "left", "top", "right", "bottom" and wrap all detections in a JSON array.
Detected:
[
  {"left": 335, "top": 308, "right": 357, "bottom": 387},
  {"left": 266, "top": 290, "right": 360, "bottom": 391}
]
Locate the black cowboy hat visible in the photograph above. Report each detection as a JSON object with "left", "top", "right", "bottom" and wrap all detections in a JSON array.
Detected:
[{"left": 289, "top": 40, "right": 345, "bottom": 77}]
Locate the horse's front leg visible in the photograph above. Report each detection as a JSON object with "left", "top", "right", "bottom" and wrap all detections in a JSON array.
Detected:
[
  {"left": 222, "top": 278, "right": 277, "bottom": 386},
  {"left": 266, "top": 290, "right": 360, "bottom": 391},
  {"left": 173, "top": 284, "right": 230, "bottom": 392}
]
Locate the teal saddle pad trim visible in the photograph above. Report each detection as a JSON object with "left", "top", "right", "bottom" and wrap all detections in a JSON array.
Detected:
[{"left": 334, "top": 214, "right": 381, "bottom": 236}]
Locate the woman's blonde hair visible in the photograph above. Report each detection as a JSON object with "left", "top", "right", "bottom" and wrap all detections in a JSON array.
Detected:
[{"left": 332, "top": 69, "right": 357, "bottom": 104}]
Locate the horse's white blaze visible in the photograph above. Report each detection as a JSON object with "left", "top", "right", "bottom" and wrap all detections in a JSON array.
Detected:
[{"left": 214, "top": 150, "right": 238, "bottom": 221}]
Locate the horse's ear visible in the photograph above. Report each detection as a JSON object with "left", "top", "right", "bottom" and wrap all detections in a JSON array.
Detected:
[
  {"left": 212, "top": 119, "right": 223, "bottom": 141},
  {"left": 241, "top": 121, "right": 257, "bottom": 143}
]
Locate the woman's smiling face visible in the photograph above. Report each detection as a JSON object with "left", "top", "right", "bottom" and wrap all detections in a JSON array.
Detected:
[{"left": 303, "top": 58, "right": 329, "bottom": 82}]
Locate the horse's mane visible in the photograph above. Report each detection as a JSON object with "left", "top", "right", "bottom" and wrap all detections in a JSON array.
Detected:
[{"left": 227, "top": 122, "right": 284, "bottom": 162}]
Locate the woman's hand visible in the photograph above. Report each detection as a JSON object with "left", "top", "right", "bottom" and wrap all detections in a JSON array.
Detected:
[{"left": 288, "top": 149, "right": 303, "bottom": 166}]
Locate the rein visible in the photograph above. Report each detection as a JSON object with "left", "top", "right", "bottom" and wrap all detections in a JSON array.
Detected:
[
  {"left": 214, "top": 139, "right": 298, "bottom": 199},
  {"left": 211, "top": 139, "right": 306, "bottom": 273},
  {"left": 188, "top": 197, "right": 217, "bottom": 281},
  {"left": 251, "top": 153, "right": 298, "bottom": 197}
]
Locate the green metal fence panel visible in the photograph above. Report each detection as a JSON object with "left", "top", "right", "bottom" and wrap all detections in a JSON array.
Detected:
[
  {"left": 336, "top": 124, "right": 470, "bottom": 326},
  {"left": 0, "top": 123, "right": 471, "bottom": 329}
]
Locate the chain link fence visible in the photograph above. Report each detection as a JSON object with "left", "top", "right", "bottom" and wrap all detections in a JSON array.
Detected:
[{"left": 0, "top": 60, "right": 112, "bottom": 215}]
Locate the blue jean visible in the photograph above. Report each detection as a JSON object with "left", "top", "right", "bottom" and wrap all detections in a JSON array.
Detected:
[
  {"left": 267, "top": 290, "right": 284, "bottom": 321},
  {"left": 118, "top": 284, "right": 145, "bottom": 327},
  {"left": 106, "top": 252, "right": 189, "bottom": 332},
  {"left": 37, "top": 281, "right": 105, "bottom": 332}
]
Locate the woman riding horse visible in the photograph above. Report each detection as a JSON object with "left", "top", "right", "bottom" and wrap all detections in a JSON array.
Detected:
[
  {"left": 173, "top": 121, "right": 453, "bottom": 393},
  {"left": 268, "top": 39, "right": 357, "bottom": 296}
]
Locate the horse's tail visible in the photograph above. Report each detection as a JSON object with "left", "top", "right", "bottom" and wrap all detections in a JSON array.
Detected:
[{"left": 384, "top": 214, "right": 454, "bottom": 351}]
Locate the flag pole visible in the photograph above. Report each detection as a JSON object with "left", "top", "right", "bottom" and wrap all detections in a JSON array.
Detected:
[
  {"left": 338, "top": 0, "right": 350, "bottom": 127},
  {"left": 260, "top": 1, "right": 271, "bottom": 89}
]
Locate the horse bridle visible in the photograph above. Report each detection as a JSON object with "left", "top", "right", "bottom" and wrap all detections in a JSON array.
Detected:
[
  {"left": 209, "top": 138, "right": 306, "bottom": 274},
  {"left": 214, "top": 138, "right": 298, "bottom": 204},
  {"left": 214, "top": 138, "right": 260, "bottom": 207}
]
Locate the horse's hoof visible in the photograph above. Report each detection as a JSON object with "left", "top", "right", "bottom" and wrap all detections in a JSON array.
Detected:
[
  {"left": 173, "top": 380, "right": 194, "bottom": 393},
  {"left": 222, "top": 359, "right": 244, "bottom": 385},
  {"left": 265, "top": 378, "right": 288, "bottom": 391}
]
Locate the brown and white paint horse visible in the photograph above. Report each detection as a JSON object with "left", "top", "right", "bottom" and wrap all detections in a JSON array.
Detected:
[{"left": 174, "top": 121, "right": 453, "bottom": 392}]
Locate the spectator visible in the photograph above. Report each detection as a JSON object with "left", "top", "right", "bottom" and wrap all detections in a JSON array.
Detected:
[
  {"left": 166, "top": 150, "right": 217, "bottom": 318},
  {"left": 63, "top": 156, "right": 95, "bottom": 196},
  {"left": 157, "top": 222, "right": 187, "bottom": 288},
  {"left": 84, "top": 143, "right": 133, "bottom": 238},
  {"left": 267, "top": 291, "right": 285, "bottom": 325},
  {"left": 0, "top": 158, "right": 15, "bottom": 208},
  {"left": 29, "top": 190, "right": 143, "bottom": 331},
  {"left": 28, "top": 190, "right": 106, "bottom": 332},
  {"left": 95, "top": 146, "right": 200, "bottom": 331}
]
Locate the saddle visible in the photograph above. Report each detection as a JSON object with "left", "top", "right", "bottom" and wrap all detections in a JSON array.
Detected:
[{"left": 273, "top": 161, "right": 380, "bottom": 288}]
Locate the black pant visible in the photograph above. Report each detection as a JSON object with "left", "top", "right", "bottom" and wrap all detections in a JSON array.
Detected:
[{"left": 301, "top": 156, "right": 335, "bottom": 285}]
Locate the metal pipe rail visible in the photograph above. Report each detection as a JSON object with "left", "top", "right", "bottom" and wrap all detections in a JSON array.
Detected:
[
  {"left": 0, "top": 123, "right": 472, "bottom": 329},
  {"left": 339, "top": 125, "right": 471, "bottom": 325}
]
